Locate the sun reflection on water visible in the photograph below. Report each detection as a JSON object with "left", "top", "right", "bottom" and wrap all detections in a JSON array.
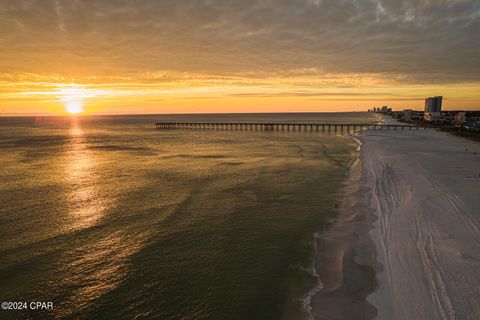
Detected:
[
  {"left": 65, "top": 118, "right": 106, "bottom": 231},
  {"left": 55, "top": 118, "right": 137, "bottom": 317}
]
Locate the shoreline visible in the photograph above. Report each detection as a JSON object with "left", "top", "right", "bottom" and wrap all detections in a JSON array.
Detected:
[
  {"left": 310, "top": 116, "right": 480, "bottom": 319},
  {"left": 309, "top": 134, "right": 378, "bottom": 320}
]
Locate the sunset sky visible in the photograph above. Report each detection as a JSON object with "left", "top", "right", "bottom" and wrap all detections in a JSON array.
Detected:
[{"left": 1, "top": 0, "right": 479, "bottom": 115}]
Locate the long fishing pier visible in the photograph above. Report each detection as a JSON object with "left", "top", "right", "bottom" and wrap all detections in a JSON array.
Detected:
[{"left": 156, "top": 122, "right": 427, "bottom": 132}]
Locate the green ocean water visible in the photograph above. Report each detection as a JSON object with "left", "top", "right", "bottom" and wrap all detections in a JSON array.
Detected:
[{"left": 0, "top": 113, "right": 377, "bottom": 320}]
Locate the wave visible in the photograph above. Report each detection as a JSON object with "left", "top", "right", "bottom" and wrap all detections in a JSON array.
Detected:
[{"left": 299, "top": 231, "right": 324, "bottom": 320}]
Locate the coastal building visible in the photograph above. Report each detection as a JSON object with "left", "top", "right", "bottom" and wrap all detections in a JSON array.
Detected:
[
  {"left": 424, "top": 98, "right": 435, "bottom": 113},
  {"left": 424, "top": 96, "right": 443, "bottom": 121},
  {"left": 411, "top": 111, "right": 424, "bottom": 121},
  {"left": 464, "top": 120, "right": 480, "bottom": 131},
  {"left": 391, "top": 111, "right": 402, "bottom": 119},
  {"left": 463, "top": 111, "right": 480, "bottom": 131},
  {"left": 380, "top": 105, "right": 479, "bottom": 131},
  {"left": 424, "top": 96, "right": 442, "bottom": 113},
  {"left": 394, "top": 109, "right": 424, "bottom": 122},
  {"left": 370, "top": 106, "right": 392, "bottom": 115},
  {"left": 455, "top": 112, "right": 466, "bottom": 125},
  {"left": 376, "top": 106, "right": 392, "bottom": 115},
  {"left": 424, "top": 112, "right": 441, "bottom": 122},
  {"left": 403, "top": 109, "right": 412, "bottom": 121}
]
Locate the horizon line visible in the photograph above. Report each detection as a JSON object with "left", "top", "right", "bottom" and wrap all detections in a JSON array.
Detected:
[{"left": 2, "top": 109, "right": 480, "bottom": 117}]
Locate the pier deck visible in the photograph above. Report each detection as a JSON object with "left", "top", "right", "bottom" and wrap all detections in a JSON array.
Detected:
[{"left": 155, "top": 122, "right": 427, "bottom": 132}]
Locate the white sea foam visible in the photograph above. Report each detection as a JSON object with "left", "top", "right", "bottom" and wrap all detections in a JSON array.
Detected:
[{"left": 299, "top": 232, "right": 324, "bottom": 320}]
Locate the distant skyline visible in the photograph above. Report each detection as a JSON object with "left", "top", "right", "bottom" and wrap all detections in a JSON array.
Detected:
[{"left": 1, "top": 0, "right": 479, "bottom": 115}]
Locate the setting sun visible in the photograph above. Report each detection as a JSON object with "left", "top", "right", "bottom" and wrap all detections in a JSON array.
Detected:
[
  {"left": 66, "top": 100, "right": 84, "bottom": 114},
  {"left": 58, "top": 85, "right": 90, "bottom": 114},
  {"left": 1, "top": 2, "right": 479, "bottom": 320}
]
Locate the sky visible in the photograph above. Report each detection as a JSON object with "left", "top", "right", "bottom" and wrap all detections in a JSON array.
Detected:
[{"left": 0, "top": 0, "right": 479, "bottom": 115}]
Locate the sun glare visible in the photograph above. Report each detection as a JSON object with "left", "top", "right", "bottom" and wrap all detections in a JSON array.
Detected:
[
  {"left": 57, "top": 85, "right": 89, "bottom": 114},
  {"left": 66, "top": 100, "right": 84, "bottom": 114}
]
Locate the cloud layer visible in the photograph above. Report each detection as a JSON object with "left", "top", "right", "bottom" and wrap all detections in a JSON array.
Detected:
[{"left": 1, "top": 0, "right": 479, "bottom": 83}]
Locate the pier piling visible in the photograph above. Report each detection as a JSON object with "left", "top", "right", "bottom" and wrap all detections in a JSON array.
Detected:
[{"left": 155, "top": 122, "right": 426, "bottom": 132}]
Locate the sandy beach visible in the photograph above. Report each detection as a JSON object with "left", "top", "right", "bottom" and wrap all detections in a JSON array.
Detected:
[{"left": 312, "top": 116, "right": 480, "bottom": 319}]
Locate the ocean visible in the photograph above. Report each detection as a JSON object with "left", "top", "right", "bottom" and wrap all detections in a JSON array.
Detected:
[{"left": 0, "top": 113, "right": 377, "bottom": 320}]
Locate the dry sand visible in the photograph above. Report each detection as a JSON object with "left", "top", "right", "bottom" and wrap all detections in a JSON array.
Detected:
[{"left": 312, "top": 116, "right": 480, "bottom": 320}]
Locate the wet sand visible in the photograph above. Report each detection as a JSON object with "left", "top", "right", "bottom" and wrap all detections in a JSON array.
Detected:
[
  {"left": 312, "top": 116, "right": 480, "bottom": 319},
  {"left": 310, "top": 138, "right": 378, "bottom": 320}
]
